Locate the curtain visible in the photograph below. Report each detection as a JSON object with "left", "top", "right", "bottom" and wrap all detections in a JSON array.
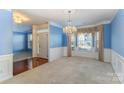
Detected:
[{"left": 77, "top": 25, "right": 104, "bottom": 62}]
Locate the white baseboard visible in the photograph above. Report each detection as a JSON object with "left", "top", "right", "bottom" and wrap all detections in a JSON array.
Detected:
[
  {"left": 64, "top": 47, "right": 111, "bottom": 62},
  {"left": 111, "top": 50, "right": 124, "bottom": 83},
  {"left": 63, "top": 47, "right": 67, "bottom": 56},
  {"left": 72, "top": 50, "right": 98, "bottom": 59},
  {"left": 104, "top": 48, "right": 111, "bottom": 63},
  {"left": 0, "top": 54, "right": 13, "bottom": 82},
  {"left": 63, "top": 47, "right": 98, "bottom": 59},
  {"left": 49, "top": 47, "right": 64, "bottom": 62}
]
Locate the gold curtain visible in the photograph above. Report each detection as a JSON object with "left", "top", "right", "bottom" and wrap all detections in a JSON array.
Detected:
[
  {"left": 77, "top": 25, "right": 104, "bottom": 62},
  {"left": 77, "top": 25, "right": 103, "bottom": 34}
]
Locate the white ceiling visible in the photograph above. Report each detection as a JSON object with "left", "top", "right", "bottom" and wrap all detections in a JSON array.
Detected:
[{"left": 14, "top": 9, "right": 118, "bottom": 27}]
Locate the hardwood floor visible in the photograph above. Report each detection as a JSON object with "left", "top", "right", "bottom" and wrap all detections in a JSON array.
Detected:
[
  {"left": 13, "top": 57, "right": 48, "bottom": 76},
  {"left": 32, "top": 57, "right": 48, "bottom": 68},
  {"left": 13, "top": 59, "right": 28, "bottom": 75}
]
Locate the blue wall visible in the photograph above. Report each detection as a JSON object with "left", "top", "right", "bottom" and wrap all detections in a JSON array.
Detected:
[
  {"left": 13, "top": 23, "right": 32, "bottom": 52},
  {"left": 13, "top": 32, "right": 28, "bottom": 52},
  {"left": 61, "top": 24, "right": 112, "bottom": 49},
  {"left": 60, "top": 24, "right": 112, "bottom": 48},
  {"left": 62, "top": 33, "right": 67, "bottom": 47},
  {"left": 0, "top": 10, "right": 13, "bottom": 55},
  {"left": 50, "top": 24, "right": 112, "bottom": 49},
  {"left": 111, "top": 10, "right": 124, "bottom": 57},
  {"left": 50, "top": 25, "right": 67, "bottom": 48},
  {"left": 103, "top": 24, "right": 111, "bottom": 48},
  {"left": 13, "top": 23, "right": 32, "bottom": 33}
]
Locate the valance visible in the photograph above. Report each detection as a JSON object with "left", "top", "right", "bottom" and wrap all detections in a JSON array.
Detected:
[{"left": 77, "top": 25, "right": 103, "bottom": 34}]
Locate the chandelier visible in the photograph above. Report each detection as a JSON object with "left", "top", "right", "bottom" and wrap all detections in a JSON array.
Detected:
[{"left": 63, "top": 10, "right": 77, "bottom": 34}]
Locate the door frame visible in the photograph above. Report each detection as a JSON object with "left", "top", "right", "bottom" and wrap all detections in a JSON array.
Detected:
[
  {"left": 37, "top": 31, "right": 49, "bottom": 59},
  {"left": 32, "top": 23, "right": 50, "bottom": 61}
]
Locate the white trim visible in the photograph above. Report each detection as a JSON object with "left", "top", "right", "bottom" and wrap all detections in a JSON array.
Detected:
[
  {"left": 0, "top": 53, "right": 13, "bottom": 59},
  {"left": 72, "top": 48, "right": 98, "bottom": 59},
  {"left": 111, "top": 50, "right": 124, "bottom": 83},
  {"left": 110, "top": 10, "right": 118, "bottom": 23},
  {"left": 78, "top": 21, "right": 111, "bottom": 29},
  {"left": 48, "top": 22, "right": 63, "bottom": 62},
  {"left": 37, "top": 28, "right": 49, "bottom": 33},
  {"left": 48, "top": 22, "right": 51, "bottom": 62},
  {"left": 63, "top": 47, "right": 67, "bottom": 56},
  {"left": 63, "top": 47, "right": 111, "bottom": 63},
  {"left": 63, "top": 47, "right": 98, "bottom": 59},
  {"left": 104, "top": 48, "right": 111, "bottom": 63},
  {"left": 49, "top": 21, "right": 63, "bottom": 28},
  {"left": 0, "top": 54, "right": 13, "bottom": 82},
  {"left": 49, "top": 47, "right": 64, "bottom": 62}
]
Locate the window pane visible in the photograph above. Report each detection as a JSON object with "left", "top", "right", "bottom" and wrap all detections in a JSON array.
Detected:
[
  {"left": 77, "top": 33, "right": 92, "bottom": 51},
  {"left": 28, "top": 34, "right": 32, "bottom": 49}
]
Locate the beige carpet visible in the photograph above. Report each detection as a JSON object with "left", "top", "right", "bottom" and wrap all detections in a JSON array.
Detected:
[{"left": 2, "top": 57, "right": 120, "bottom": 84}]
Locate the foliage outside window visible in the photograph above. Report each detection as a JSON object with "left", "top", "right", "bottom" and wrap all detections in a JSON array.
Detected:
[
  {"left": 77, "top": 33, "right": 92, "bottom": 51},
  {"left": 71, "top": 32, "right": 99, "bottom": 52}
]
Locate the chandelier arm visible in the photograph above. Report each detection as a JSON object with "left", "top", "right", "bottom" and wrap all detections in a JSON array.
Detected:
[
  {"left": 69, "top": 14, "right": 71, "bottom": 26},
  {"left": 68, "top": 10, "right": 71, "bottom": 26},
  {"left": 63, "top": 10, "right": 77, "bottom": 34}
]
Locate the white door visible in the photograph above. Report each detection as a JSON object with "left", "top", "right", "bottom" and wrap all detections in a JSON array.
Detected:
[{"left": 37, "top": 32, "right": 48, "bottom": 59}]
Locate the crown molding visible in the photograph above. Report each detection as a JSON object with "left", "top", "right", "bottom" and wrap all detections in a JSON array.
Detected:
[
  {"left": 109, "top": 10, "right": 118, "bottom": 23},
  {"left": 77, "top": 21, "right": 111, "bottom": 29},
  {"left": 49, "top": 21, "right": 63, "bottom": 28}
]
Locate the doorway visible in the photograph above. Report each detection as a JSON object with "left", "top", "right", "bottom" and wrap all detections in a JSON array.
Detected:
[
  {"left": 37, "top": 32, "right": 48, "bottom": 59},
  {"left": 32, "top": 24, "right": 49, "bottom": 68}
]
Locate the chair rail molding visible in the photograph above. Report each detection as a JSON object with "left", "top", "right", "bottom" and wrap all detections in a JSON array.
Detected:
[
  {"left": 111, "top": 50, "right": 124, "bottom": 83},
  {"left": 0, "top": 54, "right": 13, "bottom": 82}
]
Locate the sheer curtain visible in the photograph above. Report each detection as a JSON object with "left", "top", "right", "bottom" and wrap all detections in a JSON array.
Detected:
[{"left": 71, "top": 25, "right": 104, "bottom": 61}]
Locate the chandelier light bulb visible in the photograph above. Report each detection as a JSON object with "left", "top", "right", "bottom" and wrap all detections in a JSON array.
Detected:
[{"left": 63, "top": 10, "right": 77, "bottom": 34}]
